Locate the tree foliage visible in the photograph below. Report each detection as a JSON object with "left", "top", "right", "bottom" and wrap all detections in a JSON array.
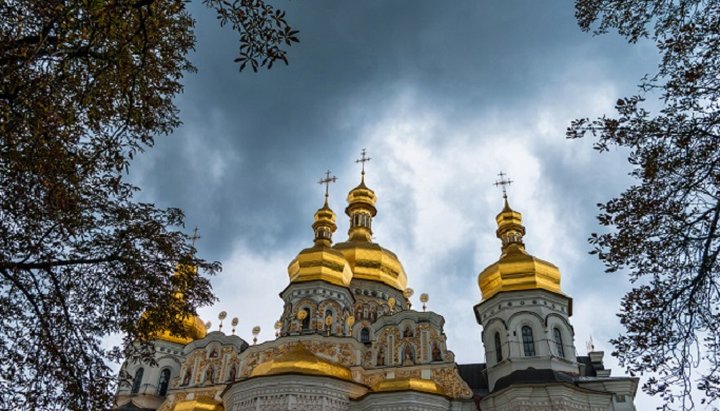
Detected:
[
  {"left": 0, "top": 0, "right": 297, "bottom": 409},
  {"left": 570, "top": 0, "right": 720, "bottom": 408}
]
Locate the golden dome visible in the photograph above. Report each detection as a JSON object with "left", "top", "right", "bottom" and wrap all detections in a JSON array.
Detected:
[
  {"left": 478, "top": 199, "right": 562, "bottom": 300},
  {"left": 373, "top": 378, "right": 444, "bottom": 395},
  {"left": 173, "top": 396, "right": 222, "bottom": 411},
  {"left": 333, "top": 240, "right": 407, "bottom": 291},
  {"left": 250, "top": 343, "right": 353, "bottom": 381},
  {"left": 154, "top": 315, "right": 207, "bottom": 345},
  {"left": 333, "top": 174, "right": 408, "bottom": 291},
  {"left": 288, "top": 246, "right": 353, "bottom": 287},
  {"left": 288, "top": 199, "right": 353, "bottom": 287},
  {"left": 144, "top": 263, "right": 207, "bottom": 345},
  {"left": 345, "top": 177, "right": 378, "bottom": 242}
]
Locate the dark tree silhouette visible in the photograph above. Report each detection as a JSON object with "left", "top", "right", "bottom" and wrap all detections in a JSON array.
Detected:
[
  {"left": 0, "top": 1, "right": 297, "bottom": 409},
  {"left": 570, "top": 1, "right": 720, "bottom": 408}
]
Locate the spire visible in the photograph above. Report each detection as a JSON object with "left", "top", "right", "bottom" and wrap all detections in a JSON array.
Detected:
[
  {"left": 493, "top": 172, "right": 525, "bottom": 253},
  {"left": 313, "top": 171, "right": 338, "bottom": 246},
  {"left": 346, "top": 149, "right": 377, "bottom": 242}
]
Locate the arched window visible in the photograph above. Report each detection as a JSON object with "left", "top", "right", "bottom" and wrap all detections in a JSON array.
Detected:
[
  {"left": 521, "top": 326, "right": 535, "bottom": 356},
  {"left": 360, "top": 327, "right": 371, "bottom": 343},
  {"left": 494, "top": 332, "right": 503, "bottom": 363},
  {"left": 157, "top": 369, "right": 171, "bottom": 396},
  {"left": 301, "top": 308, "right": 311, "bottom": 331},
  {"left": 324, "top": 309, "right": 333, "bottom": 331},
  {"left": 553, "top": 327, "right": 565, "bottom": 358},
  {"left": 227, "top": 365, "right": 237, "bottom": 382},
  {"left": 131, "top": 367, "right": 144, "bottom": 394},
  {"left": 205, "top": 366, "right": 214, "bottom": 384},
  {"left": 402, "top": 343, "right": 415, "bottom": 364}
]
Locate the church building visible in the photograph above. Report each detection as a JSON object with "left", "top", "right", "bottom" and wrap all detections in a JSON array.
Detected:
[{"left": 115, "top": 155, "right": 639, "bottom": 411}]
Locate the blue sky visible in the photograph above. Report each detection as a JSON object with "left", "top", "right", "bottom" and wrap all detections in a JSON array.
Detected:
[{"left": 129, "top": 1, "right": 665, "bottom": 406}]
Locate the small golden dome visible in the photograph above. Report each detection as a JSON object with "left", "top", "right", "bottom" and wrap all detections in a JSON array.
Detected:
[
  {"left": 478, "top": 199, "right": 562, "bottom": 300},
  {"left": 373, "top": 378, "right": 444, "bottom": 395},
  {"left": 173, "top": 396, "right": 223, "bottom": 411},
  {"left": 288, "top": 199, "right": 353, "bottom": 287},
  {"left": 145, "top": 263, "right": 207, "bottom": 345},
  {"left": 250, "top": 343, "right": 353, "bottom": 381},
  {"left": 345, "top": 176, "right": 378, "bottom": 242},
  {"left": 154, "top": 315, "right": 207, "bottom": 345}
]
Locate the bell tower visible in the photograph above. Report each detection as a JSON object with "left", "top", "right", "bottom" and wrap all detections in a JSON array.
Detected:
[{"left": 474, "top": 174, "right": 578, "bottom": 391}]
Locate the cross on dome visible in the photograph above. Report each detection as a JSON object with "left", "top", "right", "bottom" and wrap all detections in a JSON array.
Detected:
[
  {"left": 190, "top": 226, "right": 201, "bottom": 247},
  {"left": 493, "top": 171, "right": 513, "bottom": 200},
  {"left": 318, "top": 170, "right": 338, "bottom": 200},
  {"left": 355, "top": 148, "right": 371, "bottom": 176}
]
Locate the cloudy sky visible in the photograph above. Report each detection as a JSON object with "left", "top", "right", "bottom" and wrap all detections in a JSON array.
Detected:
[{"left": 129, "top": 0, "right": 664, "bottom": 406}]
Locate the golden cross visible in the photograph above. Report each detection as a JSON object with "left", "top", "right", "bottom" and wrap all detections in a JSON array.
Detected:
[
  {"left": 355, "top": 148, "right": 371, "bottom": 176},
  {"left": 318, "top": 170, "right": 338, "bottom": 199},
  {"left": 493, "top": 171, "right": 513, "bottom": 199},
  {"left": 190, "top": 226, "right": 201, "bottom": 247}
]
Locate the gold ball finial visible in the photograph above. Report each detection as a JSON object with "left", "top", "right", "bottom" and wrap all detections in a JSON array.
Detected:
[
  {"left": 420, "top": 293, "right": 429, "bottom": 312},
  {"left": 403, "top": 288, "right": 414, "bottom": 309},
  {"left": 297, "top": 310, "right": 308, "bottom": 321},
  {"left": 252, "top": 325, "right": 261, "bottom": 344},
  {"left": 346, "top": 315, "right": 355, "bottom": 327},
  {"left": 218, "top": 311, "right": 227, "bottom": 332},
  {"left": 231, "top": 317, "right": 239, "bottom": 335}
]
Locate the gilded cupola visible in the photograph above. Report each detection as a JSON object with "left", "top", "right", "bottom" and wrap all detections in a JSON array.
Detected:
[
  {"left": 288, "top": 172, "right": 353, "bottom": 287},
  {"left": 146, "top": 262, "right": 207, "bottom": 345},
  {"left": 250, "top": 343, "right": 353, "bottom": 381},
  {"left": 478, "top": 188, "right": 562, "bottom": 300},
  {"left": 333, "top": 149, "right": 408, "bottom": 292}
]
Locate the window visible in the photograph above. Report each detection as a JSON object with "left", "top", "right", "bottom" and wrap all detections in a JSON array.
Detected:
[
  {"left": 157, "top": 369, "right": 171, "bottom": 396},
  {"left": 301, "top": 308, "right": 311, "bottom": 331},
  {"left": 131, "top": 367, "right": 144, "bottom": 394},
  {"left": 521, "top": 326, "right": 535, "bottom": 356},
  {"left": 494, "top": 332, "right": 503, "bottom": 363},
  {"left": 360, "top": 327, "right": 370, "bottom": 343},
  {"left": 553, "top": 327, "right": 565, "bottom": 358},
  {"left": 205, "top": 366, "right": 214, "bottom": 384},
  {"left": 324, "top": 309, "right": 333, "bottom": 331}
]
